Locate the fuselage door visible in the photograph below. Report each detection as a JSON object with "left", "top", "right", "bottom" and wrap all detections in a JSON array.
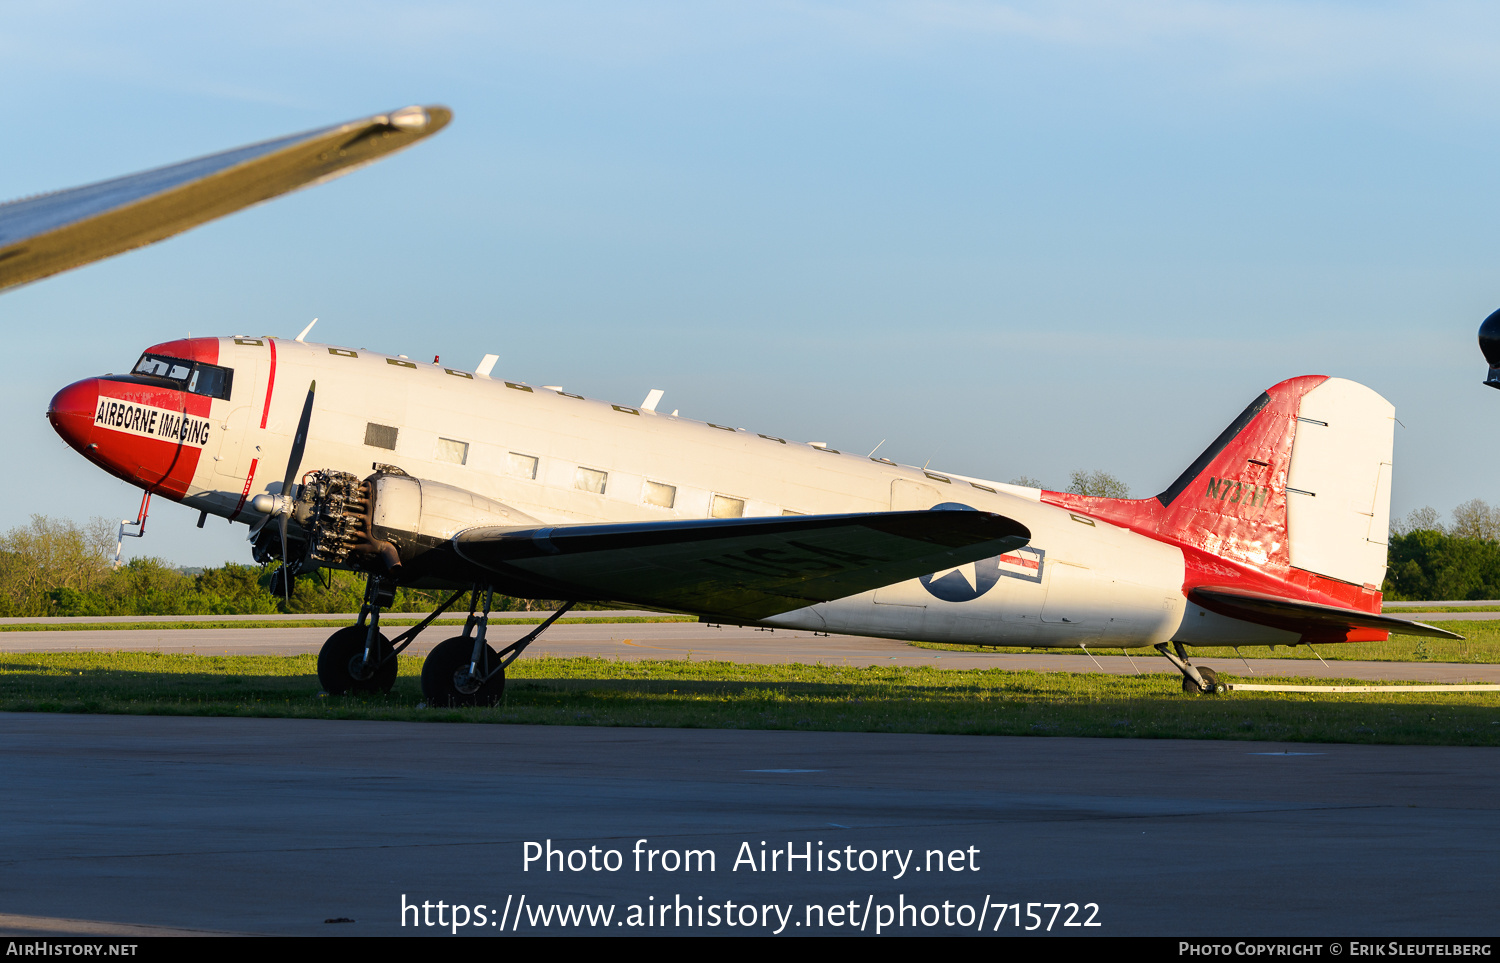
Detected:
[{"left": 213, "top": 342, "right": 269, "bottom": 483}]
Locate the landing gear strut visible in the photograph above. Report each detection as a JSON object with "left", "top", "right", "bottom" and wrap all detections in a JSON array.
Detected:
[
  {"left": 420, "top": 588, "right": 576, "bottom": 707},
  {"left": 1155, "top": 641, "right": 1226, "bottom": 695},
  {"left": 315, "top": 575, "right": 466, "bottom": 695}
]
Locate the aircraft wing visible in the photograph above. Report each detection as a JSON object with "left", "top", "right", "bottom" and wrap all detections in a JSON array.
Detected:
[
  {"left": 449, "top": 510, "right": 1031, "bottom": 620},
  {"left": 0, "top": 105, "right": 451, "bottom": 292},
  {"left": 1188, "top": 586, "right": 1464, "bottom": 641}
]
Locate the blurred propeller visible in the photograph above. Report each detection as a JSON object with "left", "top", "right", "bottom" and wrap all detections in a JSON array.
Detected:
[{"left": 251, "top": 380, "right": 316, "bottom": 601}]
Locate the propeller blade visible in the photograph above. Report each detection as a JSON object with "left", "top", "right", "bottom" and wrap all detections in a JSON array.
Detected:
[
  {"left": 282, "top": 380, "right": 317, "bottom": 496},
  {"left": 277, "top": 380, "right": 315, "bottom": 605},
  {"left": 279, "top": 516, "right": 292, "bottom": 603}
]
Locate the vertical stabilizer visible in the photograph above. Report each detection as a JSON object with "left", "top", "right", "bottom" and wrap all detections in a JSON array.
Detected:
[{"left": 1042, "top": 375, "right": 1393, "bottom": 609}]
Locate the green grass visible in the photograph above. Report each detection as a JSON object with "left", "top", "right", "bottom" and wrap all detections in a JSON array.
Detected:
[
  {"left": 2, "top": 651, "right": 1497, "bottom": 746},
  {"left": 0, "top": 615, "right": 695, "bottom": 632},
  {"left": 1382, "top": 606, "right": 1500, "bottom": 613},
  {"left": 908, "top": 620, "right": 1500, "bottom": 663}
]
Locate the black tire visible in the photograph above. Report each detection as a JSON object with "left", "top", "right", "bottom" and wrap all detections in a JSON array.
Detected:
[
  {"left": 1180, "top": 674, "right": 1203, "bottom": 695},
  {"left": 1198, "top": 666, "right": 1227, "bottom": 695},
  {"left": 318, "top": 626, "right": 397, "bottom": 695},
  {"left": 421, "top": 636, "right": 505, "bottom": 707}
]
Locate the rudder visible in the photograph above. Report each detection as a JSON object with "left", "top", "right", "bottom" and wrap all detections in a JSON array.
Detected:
[{"left": 1044, "top": 375, "right": 1395, "bottom": 593}]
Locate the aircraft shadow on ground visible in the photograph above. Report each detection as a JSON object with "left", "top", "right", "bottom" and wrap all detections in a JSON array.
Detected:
[{"left": 1, "top": 662, "right": 1498, "bottom": 745}]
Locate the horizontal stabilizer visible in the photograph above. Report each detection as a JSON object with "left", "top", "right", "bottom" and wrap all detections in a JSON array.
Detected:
[
  {"left": 452, "top": 510, "right": 1031, "bottom": 620},
  {"left": 1189, "top": 586, "right": 1463, "bottom": 641},
  {"left": 0, "top": 105, "right": 451, "bottom": 292}
]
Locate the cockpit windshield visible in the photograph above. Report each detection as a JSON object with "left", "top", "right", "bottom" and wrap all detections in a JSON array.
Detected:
[{"left": 132, "top": 353, "right": 234, "bottom": 400}]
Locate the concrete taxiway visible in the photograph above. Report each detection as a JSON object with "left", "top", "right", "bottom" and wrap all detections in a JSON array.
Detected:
[{"left": 0, "top": 713, "right": 1495, "bottom": 937}]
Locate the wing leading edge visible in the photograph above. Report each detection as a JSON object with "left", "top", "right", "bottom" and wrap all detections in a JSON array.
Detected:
[
  {"left": 449, "top": 510, "right": 1032, "bottom": 620},
  {"left": 0, "top": 105, "right": 451, "bottom": 292}
]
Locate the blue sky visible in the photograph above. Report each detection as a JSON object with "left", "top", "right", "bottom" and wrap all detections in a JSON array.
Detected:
[{"left": 4, "top": 1, "right": 1500, "bottom": 566}]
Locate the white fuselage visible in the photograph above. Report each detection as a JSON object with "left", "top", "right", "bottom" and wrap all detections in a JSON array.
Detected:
[{"left": 175, "top": 337, "right": 1281, "bottom": 650}]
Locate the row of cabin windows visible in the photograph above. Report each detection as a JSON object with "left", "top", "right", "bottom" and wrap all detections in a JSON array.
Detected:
[
  {"left": 364, "top": 376, "right": 1006, "bottom": 491},
  {"left": 367, "top": 423, "right": 471, "bottom": 465},
  {"left": 366, "top": 423, "right": 785, "bottom": 518}
]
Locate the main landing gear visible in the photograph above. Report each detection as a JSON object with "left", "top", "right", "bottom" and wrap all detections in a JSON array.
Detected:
[
  {"left": 316, "top": 576, "right": 464, "bottom": 696},
  {"left": 314, "top": 577, "right": 576, "bottom": 707},
  {"left": 421, "top": 589, "right": 576, "bottom": 707},
  {"left": 1154, "top": 641, "right": 1227, "bottom": 695}
]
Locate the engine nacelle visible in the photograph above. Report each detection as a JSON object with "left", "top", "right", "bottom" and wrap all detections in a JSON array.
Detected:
[
  {"left": 368, "top": 470, "right": 537, "bottom": 547},
  {"left": 295, "top": 467, "right": 537, "bottom": 578}
]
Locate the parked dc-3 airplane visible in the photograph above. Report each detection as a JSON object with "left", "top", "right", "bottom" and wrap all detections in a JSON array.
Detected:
[
  {"left": 10, "top": 104, "right": 1458, "bottom": 704},
  {"left": 45, "top": 334, "right": 1460, "bottom": 703}
]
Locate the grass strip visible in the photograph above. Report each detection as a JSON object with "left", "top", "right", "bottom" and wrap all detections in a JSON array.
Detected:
[
  {"left": 908, "top": 621, "right": 1500, "bottom": 664},
  {"left": 0, "top": 616, "right": 695, "bottom": 633},
  {"left": 2, "top": 652, "right": 1497, "bottom": 746},
  {"left": 1382, "top": 606, "right": 1500, "bottom": 614}
]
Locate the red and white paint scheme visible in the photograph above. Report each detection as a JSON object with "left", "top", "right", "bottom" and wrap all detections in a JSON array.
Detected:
[{"left": 48, "top": 335, "right": 1457, "bottom": 701}]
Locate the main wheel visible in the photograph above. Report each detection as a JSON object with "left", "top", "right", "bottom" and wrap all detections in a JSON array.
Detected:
[
  {"left": 1198, "top": 666, "right": 1227, "bottom": 695},
  {"left": 317, "top": 626, "right": 397, "bottom": 695},
  {"left": 421, "top": 636, "right": 505, "bottom": 707}
]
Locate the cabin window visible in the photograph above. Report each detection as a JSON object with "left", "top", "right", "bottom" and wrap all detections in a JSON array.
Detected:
[
  {"left": 436, "top": 438, "right": 468, "bottom": 465},
  {"left": 131, "top": 354, "right": 233, "bottom": 400},
  {"left": 710, "top": 494, "right": 745, "bottom": 518},
  {"left": 364, "top": 423, "right": 398, "bottom": 450},
  {"left": 186, "top": 365, "right": 231, "bottom": 400},
  {"left": 575, "top": 467, "right": 608, "bottom": 494},
  {"left": 136, "top": 356, "right": 192, "bottom": 381},
  {"left": 643, "top": 480, "right": 676, "bottom": 509},
  {"left": 782, "top": 509, "right": 804, "bottom": 516},
  {"left": 506, "top": 452, "right": 538, "bottom": 479}
]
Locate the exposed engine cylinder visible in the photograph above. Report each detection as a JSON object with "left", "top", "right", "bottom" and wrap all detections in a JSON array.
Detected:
[
  {"left": 293, "top": 467, "right": 534, "bottom": 577},
  {"left": 294, "top": 469, "right": 374, "bottom": 567}
]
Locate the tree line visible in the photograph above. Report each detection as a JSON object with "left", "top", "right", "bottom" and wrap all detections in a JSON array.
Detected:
[
  {"left": 1, "top": 469, "right": 1136, "bottom": 617},
  {"left": 7, "top": 489, "right": 1497, "bottom": 615},
  {"left": 1384, "top": 501, "right": 1500, "bottom": 601},
  {"left": 0, "top": 516, "right": 562, "bottom": 618}
]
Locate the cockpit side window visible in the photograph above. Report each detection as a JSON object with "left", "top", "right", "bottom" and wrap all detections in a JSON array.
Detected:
[{"left": 132, "top": 353, "right": 235, "bottom": 400}]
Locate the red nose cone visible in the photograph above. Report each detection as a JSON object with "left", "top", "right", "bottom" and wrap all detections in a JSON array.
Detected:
[{"left": 48, "top": 378, "right": 100, "bottom": 453}]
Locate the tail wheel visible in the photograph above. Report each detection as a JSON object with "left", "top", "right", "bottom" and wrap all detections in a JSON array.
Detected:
[
  {"left": 421, "top": 636, "right": 505, "bottom": 707},
  {"left": 318, "top": 626, "right": 397, "bottom": 695},
  {"left": 1182, "top": 666, "right": 1226, "bottom": 695}
]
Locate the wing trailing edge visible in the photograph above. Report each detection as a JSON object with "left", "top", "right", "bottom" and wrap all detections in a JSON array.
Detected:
[{"left": 451, "top": 510, "right": 1031, "bottom": 620}]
